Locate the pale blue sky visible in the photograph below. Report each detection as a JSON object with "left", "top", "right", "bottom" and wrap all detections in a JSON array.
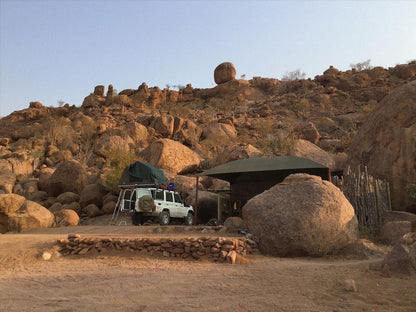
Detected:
[{"left": 1, "top": 0, "right": 415, "bottom": 117}]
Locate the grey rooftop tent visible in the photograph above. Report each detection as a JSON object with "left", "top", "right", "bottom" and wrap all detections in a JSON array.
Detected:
[{"left": 119, "top": 161, "right": 167, "bottom": 186}]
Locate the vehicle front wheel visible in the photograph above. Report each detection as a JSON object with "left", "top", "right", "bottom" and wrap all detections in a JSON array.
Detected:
[
  {"left": 184, "top": 212, "right": 194, "bottom": 225},
  {"left": 159, "top": 211, "right": 170, "bottom": 225}
]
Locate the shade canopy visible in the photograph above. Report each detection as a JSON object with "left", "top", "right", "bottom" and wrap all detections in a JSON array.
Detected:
[{"left": 197, "top": 156, "right": 329, "bottom": 183}]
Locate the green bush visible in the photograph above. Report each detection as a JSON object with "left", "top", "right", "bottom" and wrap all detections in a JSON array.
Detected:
[{"left": 102, "top": 150, "right": 139, "bottom": 192}]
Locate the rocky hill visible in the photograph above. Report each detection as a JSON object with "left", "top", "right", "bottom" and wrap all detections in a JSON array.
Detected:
[{"left": 0, "top": 61, "right": 415, "bottom": 231}]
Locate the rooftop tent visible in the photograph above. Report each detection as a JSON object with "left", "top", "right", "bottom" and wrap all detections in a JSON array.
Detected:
[{"left": 119, "top": 161, "right": 167, "bottom": 186}]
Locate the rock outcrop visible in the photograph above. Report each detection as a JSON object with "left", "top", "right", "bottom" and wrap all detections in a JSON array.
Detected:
[
  {"left": 242, "top": 174, "right": 359, "bottom": 256},
  {"left": 380, "top": 221, "right": 412, "bottom": 246},
  {"left": 347, "top": 80, "right": 416, "bottom": 212},
  {"left": 382, "top": 232, "right": 416, "bottom": 276}
]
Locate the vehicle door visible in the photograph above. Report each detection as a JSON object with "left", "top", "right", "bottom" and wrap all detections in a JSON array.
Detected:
[
  {"left": 173, "top": 193, "right": 185, "bottom": 217},
  {"left": 154, "top": 189, "right": 166, "bottom": 213},
  {"left": 164, "top": 191, "right": 177, "bottom": 217},
  {"left": 121, "top": 189, "right": 133, "bottom": 212}
]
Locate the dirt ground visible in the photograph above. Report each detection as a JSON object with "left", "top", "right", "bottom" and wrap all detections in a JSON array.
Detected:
[{"left": 1, "top": 225, "right": 415, "bottom": 312}]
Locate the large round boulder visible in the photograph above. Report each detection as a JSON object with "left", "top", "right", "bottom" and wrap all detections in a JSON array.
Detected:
[
  {"left": 290, "top": 139, "right": 336, "bottom": 170},
  {"left": 242, "top": 174, "right": 359, "bottom": 256},
  {"left": 0, "top": 172, "right": 16, "bottom": 194},
  {"left": 185, "top": 190, "right": 218, "bottom": 224},
  {"left": 49, "top": 160, "right": 87, "bottom": 196},
  {"left": 37, "top": 167, "right": 55, "bottom": 193},
  {"left": 214, "top": 62, "right": 236, "bottom": 84},
  {"left": 79, "top": 183, "right": 107, "bottom": 208},
  {"left": 150, "top": 116, "right": 175, "bottom": 138},
  {"left": 54, "top": 209, "right": 79, "bottom": 227},
  {"left": 94, "top": 135, "right": 130, "bottom": 158},
  {"left": 201, "top": 121, "right": 237, "bottom": 143},
  {"left": 163, "top": 170, "right": 197, "bottom": 199},
  {"left": 214, "top": 143, "right": 263, "bottom": 166},
  {"left": 347, "top": 80, "right": 416, "bottom": 212},
  {"left": 123, "top": 122, "right": 150, "bottom": 148},
  {"left": 56, "top": 192, "right": 81, "bottom": 204},
  {"left": 0, "top": 194, "right": 55, "bottom": 232},
  {"left": 102, "top": 201, "right": 116, "bottom": 214},
  {"left": 139, "top": 139, "right": 200, "bottom": 174}
]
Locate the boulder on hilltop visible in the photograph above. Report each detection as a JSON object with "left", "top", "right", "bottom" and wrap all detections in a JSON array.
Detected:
[
  {"left": 242, "top": 174, "right": 359, "bottom": 257},
  {"left": 214, "top": 62, "right": 236, "bottom": 84}
]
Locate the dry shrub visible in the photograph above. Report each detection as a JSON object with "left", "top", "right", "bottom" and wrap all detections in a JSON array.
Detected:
[
  {"left": 290, "top": 98, "right": 311, "bottom": 117},
  {"left": 44, "top": 116, "right": 75, "bottom": 150},
  {"left": 256, "top": 130, "right": 294, "bottom": 156},
  {"left": 205, "top": 98, "right": 235, "bottom": 116},
  {"left": 164, "top": 102, "right": 193, "bottom": 116},
  {"left": 360, "top": 100, "right": 377, "bottom": 114},
  {"left": 70, "top": 116, "right": 99, "bottom": 165},
  {"left": 250, "top": 120, "right": 294, "bottom": 155}
]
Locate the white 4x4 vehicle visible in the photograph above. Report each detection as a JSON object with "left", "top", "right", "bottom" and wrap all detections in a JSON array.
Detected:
[{"left": 121, "top": 186, "right": 194, "bottom": 225}]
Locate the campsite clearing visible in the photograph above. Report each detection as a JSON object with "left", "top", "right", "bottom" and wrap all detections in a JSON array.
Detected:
[{"left": 0, "top": 226, "right": 415, "bottom": 312}]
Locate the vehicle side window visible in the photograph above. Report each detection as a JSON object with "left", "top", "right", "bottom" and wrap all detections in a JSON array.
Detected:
[
  {"left": 123, "top": 190, "right": 131, "bottom": 200},
  {"left": 131, "top": 190, "right": 137, "bottom": 201},
  {"left": 174, "top": 193, "right": 182, "bottom": 204},
  {"left": 155, "top": 190, "right": 164, "bottom": 201},
  {"left": 165, "top": 192, "right": 173, "bottom": 202}
]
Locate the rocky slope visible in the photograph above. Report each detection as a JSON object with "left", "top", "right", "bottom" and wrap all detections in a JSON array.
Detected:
[{"left": 0, "top": 61, "right": 415, "bottom": 231}]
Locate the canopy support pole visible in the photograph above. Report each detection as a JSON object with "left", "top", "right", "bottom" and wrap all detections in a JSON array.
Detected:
[{"left": 194, "top": 177, "right": 199, "bottom": 226}]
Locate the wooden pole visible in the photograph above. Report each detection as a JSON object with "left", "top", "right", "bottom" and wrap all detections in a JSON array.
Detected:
[{"left": 194, "top": 177, "right": 199, "bottom": 226}]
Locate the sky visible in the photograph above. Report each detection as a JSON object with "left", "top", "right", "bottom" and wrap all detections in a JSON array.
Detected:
[{"left": 0, "top": 0, "right": 415, "bottom": 117}]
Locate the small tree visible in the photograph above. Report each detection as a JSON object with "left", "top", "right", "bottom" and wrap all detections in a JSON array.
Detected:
[
  {"left": 282, "top": 69, "right": 306, "bottom": 81},
  {"left": 350, "top": 59, "right": 372, "bottom": 71}
]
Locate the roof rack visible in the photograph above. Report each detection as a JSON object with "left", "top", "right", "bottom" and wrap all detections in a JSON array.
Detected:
[{"left": 117, "top": 183, "right": 169, "bottom": 189}]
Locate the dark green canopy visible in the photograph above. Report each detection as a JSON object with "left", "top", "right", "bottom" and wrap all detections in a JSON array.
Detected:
[
  {"left": 119, "top": 161, "right": 167, "bottom": 186},
  {"left": 197, "top": 156, "right": 329, "bottom": 183}
]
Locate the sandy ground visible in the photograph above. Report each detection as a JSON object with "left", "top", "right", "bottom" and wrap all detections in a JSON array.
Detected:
[{"left": 1, "top": 226, "right": 415, "bottom": 312}]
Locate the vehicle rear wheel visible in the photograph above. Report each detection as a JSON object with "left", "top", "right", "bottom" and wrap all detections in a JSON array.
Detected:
[
  {"left": 159, "top": 211, "right": 170, "bottom": 225},
  {"left": 184, "top": 212, "right": 194, "bottom": 225}
]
